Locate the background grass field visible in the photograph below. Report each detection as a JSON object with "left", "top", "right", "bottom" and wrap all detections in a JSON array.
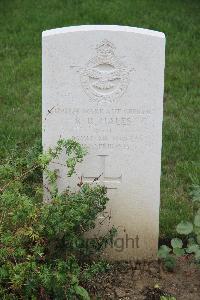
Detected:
[{"left": 0, "top": 0, "right": 200, "bottom": 238}]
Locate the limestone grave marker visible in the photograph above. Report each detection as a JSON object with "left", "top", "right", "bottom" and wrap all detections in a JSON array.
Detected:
[{"left": 42, "top": 25, "right": 165, "bottom": 260}]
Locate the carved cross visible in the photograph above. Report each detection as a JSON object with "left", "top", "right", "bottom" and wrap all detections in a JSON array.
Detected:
[{"left": 82, "top": 155, "right": 122, "bottom": 189}]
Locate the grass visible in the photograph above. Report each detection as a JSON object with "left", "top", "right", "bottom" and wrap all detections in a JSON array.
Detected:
[{"left": 0, "top": 0, "right": 199, "bottom": 238}]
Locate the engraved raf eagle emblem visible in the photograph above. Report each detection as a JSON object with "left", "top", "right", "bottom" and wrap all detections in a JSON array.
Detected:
[{"left": 80, "top": 40, "right": 130, "bottom": 103}]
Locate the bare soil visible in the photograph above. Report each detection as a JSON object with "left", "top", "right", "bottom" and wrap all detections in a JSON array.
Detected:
[{"left": 86, "top": 257, "right": 200, "bottom": 299}]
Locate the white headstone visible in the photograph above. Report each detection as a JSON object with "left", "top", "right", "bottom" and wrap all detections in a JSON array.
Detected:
[{"left": 42, "top": 25, "right": 165, "bottom": 260}]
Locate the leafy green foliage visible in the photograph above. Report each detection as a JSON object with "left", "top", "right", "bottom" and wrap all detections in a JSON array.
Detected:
[
  {"left": 159, "top": 185, "right": 200, "bottom": 270},
  {"left": 160, "top": 296, "right": 176, "bottom": 300},
  {"left": 158, "top": 246, "right": 176, "bottom": 272},
  {"left": 189, "top": 184, "right": 200, "bottom": 203},
  {"left": 176, "top": 221, "right": 193, "bottom": 235},
  {"left": 158, "top": 245, "right": 171, "bottom": 259},
  {"left": 171, "top": 238, "right": 183, "bottom": 249},
  {"left": 0, "top": 139, "right": 116, "bottom": 299},
  {"left": 0, "top": 0, "right": 200, "bottom": 239}
]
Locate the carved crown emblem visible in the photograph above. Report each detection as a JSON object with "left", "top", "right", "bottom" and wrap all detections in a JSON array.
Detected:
[
  {"left": 80, "top": 40, "right": 130, "bottom": 103},
  {"left": 96, "top": 40, "right": 115, "bottom": 56}
]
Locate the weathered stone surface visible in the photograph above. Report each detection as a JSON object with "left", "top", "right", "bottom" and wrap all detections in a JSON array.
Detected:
[{"left": 42, "top": 25, "right": 165, "bottom": 260}]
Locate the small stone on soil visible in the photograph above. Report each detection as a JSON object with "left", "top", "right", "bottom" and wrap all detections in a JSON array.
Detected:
[
  {"left": 149, "top": 267, "right": 158, "bottom": 275},
  {"left": 114, "top": 287, "right": 126, "bottom": 298},
  {"left": 134, "top": 270, "right": 141, "bottom": 276}
]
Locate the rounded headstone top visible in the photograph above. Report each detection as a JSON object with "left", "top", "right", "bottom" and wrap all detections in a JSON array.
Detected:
[{"left": 42, "top": 25, "right": 165, "bottom": 39}]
